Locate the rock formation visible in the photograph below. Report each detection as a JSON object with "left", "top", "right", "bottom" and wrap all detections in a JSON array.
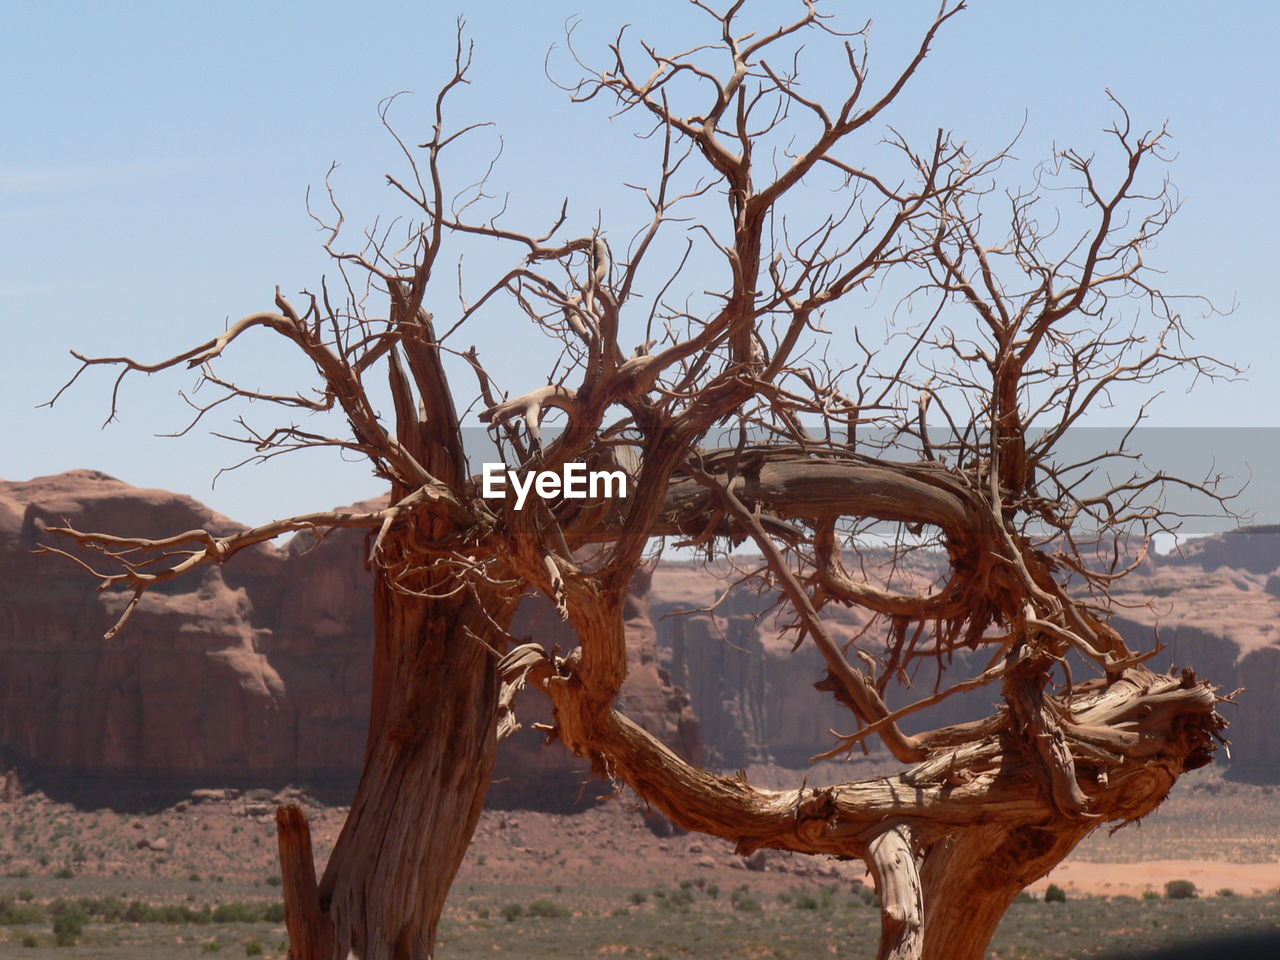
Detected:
[
  {"left": 0, "top": 471, "right": 698, "bottom": 808},
  {"left": 3, "top": 469, "right": 1280, "bottom": 806}
]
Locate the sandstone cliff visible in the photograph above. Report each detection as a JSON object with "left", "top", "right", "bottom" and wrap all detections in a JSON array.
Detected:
[
  {"left": 0, "top": 471, "right": 698, "bottom": 808},
  {"left": 3, "top": 470, "right": 1279, "bottom": 808}
]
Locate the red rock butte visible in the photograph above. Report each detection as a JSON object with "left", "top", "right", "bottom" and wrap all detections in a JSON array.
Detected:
[{"left": 2, "top": 470, "right": 1278, "bottom": 809}]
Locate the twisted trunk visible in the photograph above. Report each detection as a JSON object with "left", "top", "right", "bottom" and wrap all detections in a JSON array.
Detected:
[
  {"left": 278, "top": 577, "right": 517, "bottom": 960},
  {"left": 916, "top": 821, "right": 1089, "bottom": 960},
  {"left": 514, "top": 644, "right": 1222, "bottom": 960}
]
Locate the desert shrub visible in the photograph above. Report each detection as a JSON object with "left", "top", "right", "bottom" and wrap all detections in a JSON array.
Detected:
[
  {"left": 189, "top": 873, "right": 202, "bottom": 882},
  {"left": 263, "top": 903, "right": 286, "bottom": 923},
  {"left": 732, "top": 896, "right": 762, "bottom": 913},
  {"left": 52, "top": 909, "right": 87, "bottom": 946},
  {"left": 1014, "top": 891, "right": 1037, "bottom": 903},
  {"left": 793, "top": 893, "right": 819, "bottom": 910},
  {"left": 1142, "top": 889, "right": 1160, "bottom": 900},
  {"left": 679, "top": 879, "right": 693, "bottom": 890},
  {"left": 53, "top": 865, "right": 74, "bottom": 879},
  {"left": 7, "top": 867, "right": 32, "bottom": 878},
  {"left": 628, "top": 891, "right": 647, "bottom": 905},
  {"left": 79, "top": 896, "right": 126, "bottom": 922},
  {"left": 500, "top": 904, "right": 523, "bottom": 922},
  {"left": 265, "top": 875, "right": 282, "bottom": 887},
  {"left": 1, "top": 896, "right": 46, "bottom": 924},
  {"left": 1165, "top": 879, "right": 1197, "bottom": 900},
  {"left": 526, "top": 900, "right": 570, "bottom": 919},
  {"left": 202, "top": 943, "right": 222, "bottom": 953},
  {"left": 17, "top": 889, "right": 35, "bottom": 902},
  {"left": 243, "top": 940, "right": 263, "bottom": 956},
  {"left": 706, "top": 884, "right": 719, "bottom": 900},
  {"left": 21, "top": 935, "right": 38, "bottom": 948},
  {"left": 611, "top": 907, "right": 629, "bottom": 917},
  {"left": 1044, "top": 884, "right": 1067, "bottom": 903},
  {"left": 213, "top": 903, "right": 263, "bottom": 923},
  {"left": 1216, "top": 888, "right": 1236, "bottom": 898}
]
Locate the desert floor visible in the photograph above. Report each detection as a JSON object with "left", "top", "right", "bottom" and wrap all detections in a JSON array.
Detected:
[{"left": 1, "top": 766, "right": 1278, "bottom": 957}]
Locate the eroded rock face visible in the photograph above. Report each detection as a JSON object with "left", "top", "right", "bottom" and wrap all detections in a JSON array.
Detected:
[
  {"left": 0, "top": 471, "right": 369, "bottom": 802},
  {"left": 648, "top": 544, "right": 1280, "bottom": 782},
  {"left": 0, "top": 471, "right": 700, "bottom": 807},
  {"left": 3, "top": 469, "right": 1280, "bottom": 806}
]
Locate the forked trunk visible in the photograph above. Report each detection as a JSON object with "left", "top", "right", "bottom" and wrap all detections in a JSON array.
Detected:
[
  {"left": 278, "top": 576, "right": 517, "bottom": 960},
  {"left": 916, "top": 821, "right": 1089, "bottom": 960}
]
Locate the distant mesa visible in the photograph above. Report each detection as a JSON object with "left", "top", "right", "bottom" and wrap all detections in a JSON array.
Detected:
[{"left": 3, "top": 469, "right": 1280, "bottom": 809}]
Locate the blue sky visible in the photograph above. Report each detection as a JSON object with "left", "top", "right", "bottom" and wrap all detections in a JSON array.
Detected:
[{"left": 3, "top": 2, "right": 1277, "bottom": 527}]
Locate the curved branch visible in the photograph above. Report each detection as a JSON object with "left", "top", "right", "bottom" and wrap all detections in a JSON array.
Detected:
[{"left": 813, "top": 516, "right": 965, "bottom": 619}]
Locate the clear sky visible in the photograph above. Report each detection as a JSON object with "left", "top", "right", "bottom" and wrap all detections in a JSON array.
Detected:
[{"left": 4, "top": 2, "right": 1277, "bottom": 527}]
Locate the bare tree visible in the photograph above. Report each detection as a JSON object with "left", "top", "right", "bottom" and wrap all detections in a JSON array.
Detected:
[{"left": 44, "top": 4, "right": 1233, "bottom": 960}]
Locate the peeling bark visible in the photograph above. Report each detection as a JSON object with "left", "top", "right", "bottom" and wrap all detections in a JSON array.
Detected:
[
  {"left": 278, "top": 579, "right": 518, "bottom": 960},
  {"left": 867, "top": 824, "right": 923, "bottom": 960}
]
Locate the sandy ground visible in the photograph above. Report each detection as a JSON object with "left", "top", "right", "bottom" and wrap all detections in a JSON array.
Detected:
[
  {"left": 2, "top": 767, "right": 1278, "bottom": 903},
  {"left": 1030, "top": 860, "right": 1280, "bottom": 898}
]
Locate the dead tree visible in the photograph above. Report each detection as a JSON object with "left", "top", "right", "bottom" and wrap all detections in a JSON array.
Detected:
[{"left": 44, "top": 4, "right": 1233, "bottom": 959}]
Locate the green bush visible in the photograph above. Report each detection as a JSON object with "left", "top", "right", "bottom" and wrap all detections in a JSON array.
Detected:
[
  {"left": 17, "top": 889, "right": 35, "bottom": 902},
  {"left": 1216, "top": 888, "right": 1236, "bottom": 898},
  {"left": 21, "top": 935, "right": 38, "bottom": 948},
  {"left": 262, "top": 903, "right": 285, "bottom": 923},
  {"left": 1142, "top": 889, "right": 1160, "bottom": 900},
  {"left": 1044, "top": 884, "right": 1067, "bottom": 903},
  {"left": 53, "top": 866, "right": 74, "bottom": 880},
  {"left": 500, "top": 904, "right": 524, "bottom": 922},
  {"left": 793, "top": 893, "right": 819, "bottom": 910},
  {"left": 202, "top": 943, "right": 222, "bottom": 953},
  {"left": 52, "top": 910, "right": 87, "bottom": 947},
  {"left": 732, "top": 896, "right": 762, "bottom": 913},
  {"left": 0, "top": 899, "right": 46, "bottom": 925},
  {"left": 77, "top": 895, "right": 126, "bottom": 922},
  {"left": 526, "top": 900, "right": 570, "bottom": 919},
  {"left": 628, "top": 891, "right": 647, "bottom": 905},
  {"left": 120, "top": 900, "right": 216, "bottom": 924},
  {"left": 213, "top": 903, "right": 263, "bottom": 923},
  {"left": 1165, "top": 879, "right": 1197, "bottom": 900},
  {"left": 244, "top": 940, "right": 263, "bottom": 956}
]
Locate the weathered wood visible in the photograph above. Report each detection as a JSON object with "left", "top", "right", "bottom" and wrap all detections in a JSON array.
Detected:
[
  {"left": 315, "top": 580, "right": 518, "bottom": 960},
  {"left": 276, "top": 804, "right": 333, "bottom": 960},
  {"left": 867, "top": 824, "right": 923, "bottom": 960}
]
